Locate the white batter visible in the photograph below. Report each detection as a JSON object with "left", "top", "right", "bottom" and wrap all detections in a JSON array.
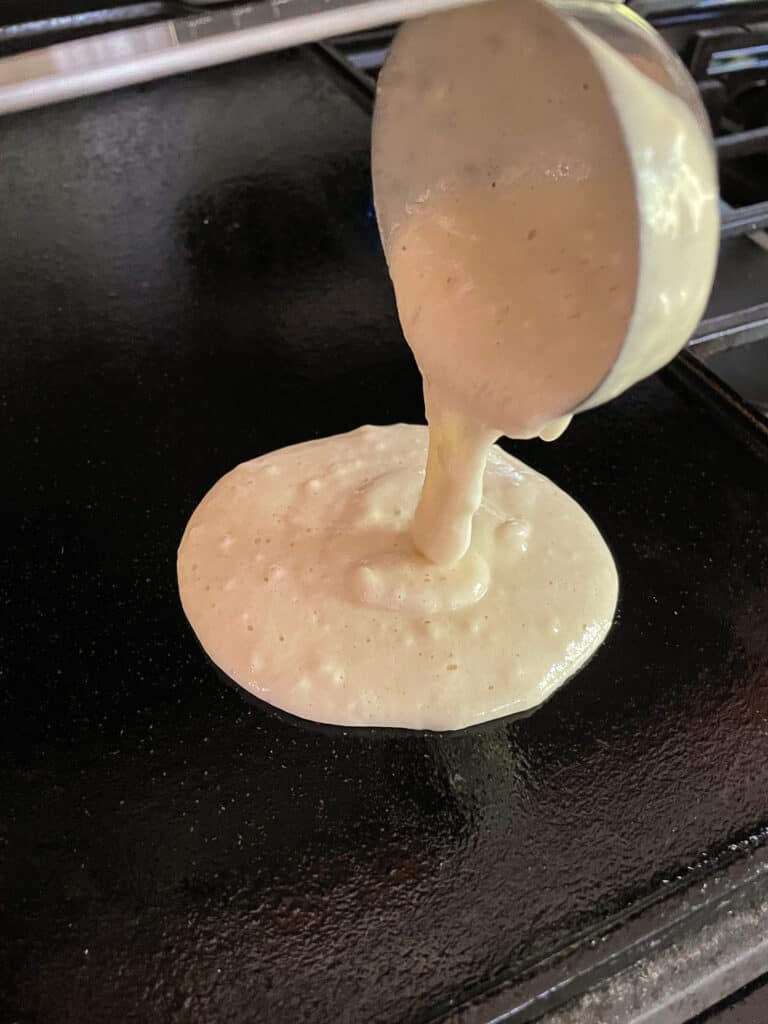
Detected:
[
  {"left": 177, "top": 425, "right": 617, "bottom": 730},
  {"left": 177, "top": 0, "right": 719, "bottom": 730},
  {"left": 373, "top": 0, "right": 719, "bottom": 563}
]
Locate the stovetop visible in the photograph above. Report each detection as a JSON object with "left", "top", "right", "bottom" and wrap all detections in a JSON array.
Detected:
[
  {"left": 1, "top": 40, "right": 767, "bottom": 1024},
  {"left": 1, "top": 5, "right": 767, "bottom": 1024}
]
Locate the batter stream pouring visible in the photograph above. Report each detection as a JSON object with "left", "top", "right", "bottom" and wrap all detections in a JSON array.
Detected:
[
  {"left": 177, "top": 0, "right": 719, "bottom": 730},
  {"left": 373, "top": 0, "right": 719, "bottom": 564}
]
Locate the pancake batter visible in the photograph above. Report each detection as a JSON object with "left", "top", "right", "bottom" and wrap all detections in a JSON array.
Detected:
[
  {"left": 373, "top": 0, "right": 718, "bottom": 563},
  {"left": 178, "top": 425, "right": 617, "bottom": 730},
  {"left": 178, "top": 0, "right": 719, "bottom": 730}
]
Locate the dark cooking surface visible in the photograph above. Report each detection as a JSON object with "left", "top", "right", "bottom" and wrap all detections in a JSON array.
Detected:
[
  {"left": 1, "top": 48, "right": 767, "bottom": 1024},
  {"left": 697, "top": 975, "right": 768, "bottom": 1024}
]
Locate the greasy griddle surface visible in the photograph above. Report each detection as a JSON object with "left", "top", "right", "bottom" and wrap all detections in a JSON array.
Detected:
[{"left": 0, "top": 48, "right": 767, "bottom": 1024}]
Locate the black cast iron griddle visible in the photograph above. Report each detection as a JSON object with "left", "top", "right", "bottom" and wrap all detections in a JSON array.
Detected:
[{"left": 0, "top": 45, "right": 767, "bottom": 1024}]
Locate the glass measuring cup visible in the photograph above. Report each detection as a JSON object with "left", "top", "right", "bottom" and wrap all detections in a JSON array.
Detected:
[{"left": 372, "top": 0, "right": 720, "bottom": 440}]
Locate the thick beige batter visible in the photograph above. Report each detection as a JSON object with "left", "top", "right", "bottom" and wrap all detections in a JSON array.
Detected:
[
  {"left": 374, "top": 0, "right": 718, "bottom": 564},
  {"left": 178, "top": 0, "right": 718, "bottom": 730},
  {"left": 178, "top": 425, "right": 617, "bottom": 730}
]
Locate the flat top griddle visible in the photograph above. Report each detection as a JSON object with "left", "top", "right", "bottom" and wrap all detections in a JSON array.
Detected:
[{"left": 0, "top": 46, "right": 767, "bottom": 1024}]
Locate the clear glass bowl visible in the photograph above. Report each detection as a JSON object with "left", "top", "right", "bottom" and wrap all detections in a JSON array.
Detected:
[{"left": 552, "top": 0, "right": 712, "bottom": 136}]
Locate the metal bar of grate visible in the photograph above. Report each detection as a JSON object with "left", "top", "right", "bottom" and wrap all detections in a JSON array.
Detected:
[
  {"left": 0, "top": 6, "right": 170, "bottom": 44},
  {"left": 690, "top": 302, "right": 768, "bottom": 356},
  {"left": 720, "top": 200, "right": 768, "bottom": 238},
  {"left": 715, "top": 126, "right": 768, "bottom": 159}
]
